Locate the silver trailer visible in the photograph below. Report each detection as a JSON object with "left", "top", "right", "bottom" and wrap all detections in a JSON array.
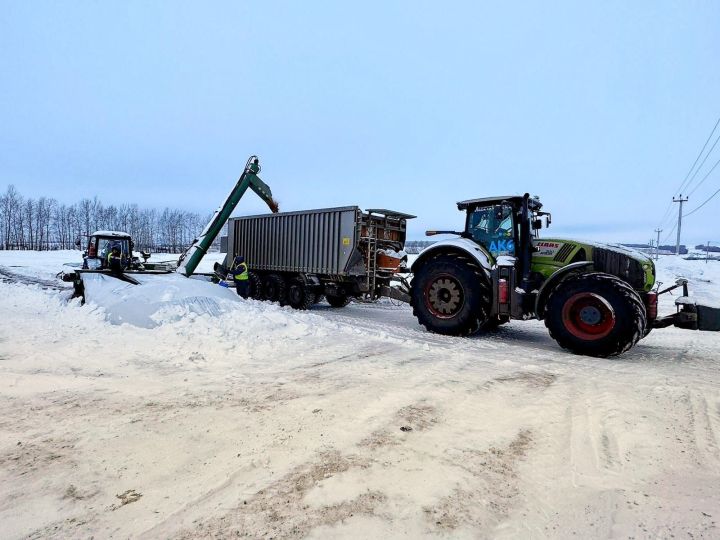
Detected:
[{"left": 222, "top": 206, "right": 414, "bottom": 309}]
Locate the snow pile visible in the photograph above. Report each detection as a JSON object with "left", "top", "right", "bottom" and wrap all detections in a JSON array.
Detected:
[
  {"left": 80, "top": 273, "right": 241, "bottom": 327},
  {"left": 79, "top": 273, "right": 340, "bottom": 338}
]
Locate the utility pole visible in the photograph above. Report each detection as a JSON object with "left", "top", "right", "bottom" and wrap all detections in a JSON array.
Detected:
[
  {"left": 707, "top": 241, "right": 711, "bottom": 264},
  {"left": 672, "top": 195, "right": 688, "bottom": 255},
  {"left": 654, "top": 228, "right": 662, "bottom": 260}
]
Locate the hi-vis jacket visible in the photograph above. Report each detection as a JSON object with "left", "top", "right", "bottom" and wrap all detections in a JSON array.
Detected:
[{"left": 233, "top": 262, "right": 249, "bottom": 281}]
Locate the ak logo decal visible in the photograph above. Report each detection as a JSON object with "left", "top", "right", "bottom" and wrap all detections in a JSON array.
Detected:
[{"left": 489, "top": 239, "right": 515, "bottom": 254}]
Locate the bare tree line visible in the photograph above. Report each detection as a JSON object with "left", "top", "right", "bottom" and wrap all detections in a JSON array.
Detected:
[{"left": 0, "top": 185, "right": 212, "bottom": 252}]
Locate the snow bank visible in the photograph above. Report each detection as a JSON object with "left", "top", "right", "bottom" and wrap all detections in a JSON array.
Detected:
[
  {"left": 80, "top": 273, "right": 240, "bottom": 327},
  {"left": 79, "top": 272, "right": 342, "bottom": 339}
]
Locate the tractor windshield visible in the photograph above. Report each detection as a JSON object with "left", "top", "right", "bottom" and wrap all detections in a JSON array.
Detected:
[
  {"left": 467, "top": 205, "right": 515, "bottom": 257},
  {"left": 96, "top": 237, "right": 131, "bottom": 267}
]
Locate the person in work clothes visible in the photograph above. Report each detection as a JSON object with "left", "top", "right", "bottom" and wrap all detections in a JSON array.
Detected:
[
  {"left": 107, "top": 243, "right": 123, "bottom": 274},
  {"left": 232, "top": 255, "right": 250, "bottom": 298}
]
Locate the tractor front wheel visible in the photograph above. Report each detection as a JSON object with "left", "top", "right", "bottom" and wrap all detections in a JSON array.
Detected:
[{"left": 545, "top": 273, "right": 646, "bottom": 357}]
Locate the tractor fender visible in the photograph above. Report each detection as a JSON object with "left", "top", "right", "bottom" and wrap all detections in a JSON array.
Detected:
[
  {"left": 411, "top": 238, "right": 492, "bottom": 277},
  {"left": 535, "top": 261, "right": 593, "bottom": 319}
]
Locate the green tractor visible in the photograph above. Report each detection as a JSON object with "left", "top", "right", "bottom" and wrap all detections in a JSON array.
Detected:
[{"left": 410, "top": 194, "right": 720, "bottom": 357}]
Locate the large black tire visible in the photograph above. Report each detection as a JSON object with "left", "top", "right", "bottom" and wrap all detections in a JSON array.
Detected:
[
  {"left": 410, "top": 253, "right": 491, "bottom": 336},
  {"left": 248, "top": 272, "right": 264, "bottom": 300},
  {"left": 544, "top": 272, "right": 646, "bottom": 357},
  {"left": 326, "top": 293, "right": 351, "bottom": 308},
  {"left": 264, "top": 273, "right": 287, "bottom": 304},
  {"left": 287, "top": 278, "right": 315, "bottom": 310}
]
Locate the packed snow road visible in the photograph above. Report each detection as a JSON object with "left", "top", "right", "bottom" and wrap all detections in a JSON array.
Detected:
[{"left": 0, "top": 251, "right": 719, "bottom": 539}]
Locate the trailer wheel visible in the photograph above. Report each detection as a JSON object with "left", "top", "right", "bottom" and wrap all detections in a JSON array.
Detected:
[
  {"left": 411, "top": 253, "right": 491, "bottom": 336},
  {"left": 545, "top": 272, "right": 646, "bottom": 357},
  {"left": 248, "top": 272, "right": 264, "bottom": 300},
  {"left": 264, "top": 274, "right": 287, "bottom": 303},
  {"left": 287, "top": 279, "right": 315, "bottom": 310},
  {"left": 326, "top": 293, "right": 351, "bottom": 308}
]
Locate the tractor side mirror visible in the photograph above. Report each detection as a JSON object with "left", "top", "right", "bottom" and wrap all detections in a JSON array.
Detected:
[
  {"left": 532, "top": 219, "right": 543, "bottom": 230},
  {"left": 140, "top": 250, "right": 151, "bottom": 261},
  {"left": 546, "top": 214, "right": 552, "bottom": 228}
]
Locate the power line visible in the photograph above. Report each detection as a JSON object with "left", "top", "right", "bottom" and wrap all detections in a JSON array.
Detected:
[
  {"left": 655, "top": 114, "right": 720, "bottom": 232},
  {"left": 661, "top": 222, "right": 677, "bottom": 245},
  {"left": 683, "top": 133, "right": 720, "bottom": 195},
  {"left": 675, "top": 114, "right": 720, "bottom": 196},
  {"left": 684, "top": 186, "right": 720, "bottom": 217},
  {"left": 656, "top": 200, "right": 674, "bottom": 228},
  {"left": 687, "top": 154, "right": 720, "bottom": 197}
]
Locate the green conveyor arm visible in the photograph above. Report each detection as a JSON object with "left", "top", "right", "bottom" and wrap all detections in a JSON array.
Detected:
[{"left": 176, "top": 156, "right": 278, "bottom": 277}]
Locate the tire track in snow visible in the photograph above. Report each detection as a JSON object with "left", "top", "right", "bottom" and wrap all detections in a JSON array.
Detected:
[{"left": 0, "top": 265, "right": 70, "bottom": 291}]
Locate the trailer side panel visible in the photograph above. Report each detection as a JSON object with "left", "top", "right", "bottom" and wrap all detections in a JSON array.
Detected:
[{"left": 228, "top": 207, "right": 362, "bottom": 276}]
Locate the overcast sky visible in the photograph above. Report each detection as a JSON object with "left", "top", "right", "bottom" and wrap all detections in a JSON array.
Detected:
[{"left": 1, "top": 1, "right": 719, "bottom": 245}]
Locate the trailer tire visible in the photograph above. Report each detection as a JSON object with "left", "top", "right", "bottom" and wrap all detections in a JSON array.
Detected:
[
  {"left": 545, "top": 272, "right": 646, "bottom": 357},
  {"left": 264, "top": 274, "right": 287, "bottom": 303},
  {"left": 287, "top": 279, "right": 315, "bottom": 310},
  {"left": 248, "top": 272, "right": 264, "bottom": 300},
  {"left": 411, "top": 253, "right": 491, "bottom": 336},
  {"left": 326, "top": 293, "right": 351, "bottom": 308}
]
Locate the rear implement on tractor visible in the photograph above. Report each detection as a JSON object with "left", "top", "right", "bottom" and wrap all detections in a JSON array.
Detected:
[{"left": 411, "top": 194, "right": 720, "bottom": 357}]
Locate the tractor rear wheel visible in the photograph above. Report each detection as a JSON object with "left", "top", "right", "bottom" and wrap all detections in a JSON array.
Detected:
[
  {"left": 411, "top": 253, "right": 491, "bottom": 336},
  {"left": 545, "top": 272, "right": 646, "bottom": 357},
  {"left": 287, "top": 279, "right": 315, "bottom": 310}
]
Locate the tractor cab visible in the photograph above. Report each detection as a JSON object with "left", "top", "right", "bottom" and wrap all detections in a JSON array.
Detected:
[
  {"left": 82, "top": 231, "right": 133, "bottom": 270},
  {"left": 458, "top": 195, "right": 548, "bottom": 260},
  {"left": 458, "top": 195, "right": 551, "bottom": 317}
]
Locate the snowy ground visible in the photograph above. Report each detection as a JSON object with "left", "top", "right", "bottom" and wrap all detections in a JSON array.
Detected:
[{"left": 0, "top": 250, "right": 719, "bottom": 539}]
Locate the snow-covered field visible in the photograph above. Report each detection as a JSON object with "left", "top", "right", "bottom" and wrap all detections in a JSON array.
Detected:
[{"left": 1, "top": 250, "right": 719, "bottom": 539}]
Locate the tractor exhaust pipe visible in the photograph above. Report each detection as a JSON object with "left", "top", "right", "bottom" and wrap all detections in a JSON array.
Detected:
[{"left": 520, "top": 193, "right": 533, "bottom": 292}]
